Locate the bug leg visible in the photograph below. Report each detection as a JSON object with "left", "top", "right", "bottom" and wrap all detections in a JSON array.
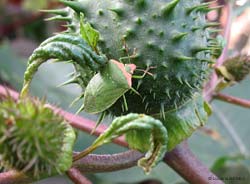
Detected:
[
  {"left": 119, "top": 50, "right": 138, "bottom": 63},
  {"left": 132, "top": 66, "right": 157, "bottom": 79},
  {"left": 119, "top": 38, "right": 138, "bottom": 63},
  {"left": 130, "top": 87, "right": 141, "bottom": 97},
  {"left": 122, "top": 95, "right": 128, "bottom": 112},
  {"left": 91, "top": 111, "right": 106, "bottom": 134}
]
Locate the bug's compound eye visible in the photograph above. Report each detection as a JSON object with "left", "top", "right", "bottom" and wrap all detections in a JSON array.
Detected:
[{"left": 125, "top": 63, "right": 137, "bottom": 74}]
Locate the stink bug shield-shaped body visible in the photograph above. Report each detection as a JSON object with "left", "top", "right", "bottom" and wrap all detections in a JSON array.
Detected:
[{"left": 84, "top": 60, "right": 136, "bottom": 114}]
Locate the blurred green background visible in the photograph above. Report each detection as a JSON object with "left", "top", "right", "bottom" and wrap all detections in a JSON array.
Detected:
[{"left": 0, "top": 0, "right": 250, "bottom": 183}]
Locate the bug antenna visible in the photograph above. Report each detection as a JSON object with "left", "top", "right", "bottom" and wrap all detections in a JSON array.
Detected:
[
  {"left": 133, "top": 66, "right": 157, "bottom": 78},
  {"left": 131, "top": 87, "right": 142, "bottom": 97},
  {"left": 122, "top": 95, "right": 128, "bottom": 111}
]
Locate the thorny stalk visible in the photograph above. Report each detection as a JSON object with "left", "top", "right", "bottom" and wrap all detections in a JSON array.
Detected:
[
  {"left": 214, "top": 93, "right": 250, "bottom": 108},
  {"left": 204, "top": 2, "right": 233, "bottom": 101}
]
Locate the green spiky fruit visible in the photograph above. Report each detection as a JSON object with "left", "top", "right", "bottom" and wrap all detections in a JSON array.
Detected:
[
  {"left": 0, "top": 97, "right": 76, "bottom": 179},
  {"left": 56, "top": 0, "right": 221, "bottom": 116},
  {"left": 20, "top": 0, "right": 222, "bottom": 155}
]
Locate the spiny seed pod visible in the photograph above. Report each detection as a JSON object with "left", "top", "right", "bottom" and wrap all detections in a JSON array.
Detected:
[
  {"left": 0, "top": 97, "right": 76, "bottom": 179},
  {"left": 53, "top": 0, "right": 222, "bottom": 117},
  {"left": 21, "top": 0, "right": 221, "bottom": 154}
]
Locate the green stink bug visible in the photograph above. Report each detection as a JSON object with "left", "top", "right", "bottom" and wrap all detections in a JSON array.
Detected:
[{"left": 83, "top": 59, "right": 136, "bottom": 114}]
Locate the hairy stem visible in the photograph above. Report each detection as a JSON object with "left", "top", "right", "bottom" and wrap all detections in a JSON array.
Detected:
[
  {"left": 164, "top": 141, "right": 224, "bottom": 184},
  {"left": 0, "top": 85, "right": 221, "bottom": 183},
  {"left": 0, "top": 171, "right": 32, "bottom": 184},
  {"left": 73, "top": 150, "right": 143, "bottom": 173},
  {"left": 214, "top": 93, "right": 250, "bottom": 108},
  {"left": 0, "top": 151, "right": 143, "bottom": 184},
  {"left": 73, "top": 144, "right": 100, "bottom": 162},
  {"left": 66, "top": 168, "right": 92, "bottom": 184}
]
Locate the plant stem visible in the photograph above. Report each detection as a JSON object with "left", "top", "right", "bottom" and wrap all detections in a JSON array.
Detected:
[
  {"left": 0, "top": 171, "right": 32, "bottom": 184},
  {"left": 0, "top": 151, "right": 143, "bottom": 184},
  {"left": 1, "top": 145, "right": 223, "bottom": 184},
  {"left": 66, "top": 168, "right": 92, "bottom": 184},
  {"left": 204, "top": 2, "right": 233, "bottom": 101},
  {"left": 164, "top": 141, "right": 224, "bottom": 184},
  {"left": 214, "top": 93, "right": 250, "bottom": 108},
  {"left": 73, "top": 150, "right": 143, "bottom": 173},
  {"left": 73, "top": 144, "right": 100, "bottom": 162},
  {"left": 53, "top": 106, "right": 129, "bottom": 147},
  {"left": 0, "top": 85, "right": 128, "bottom": 147},
  {"left": 0, "top": 85, "right": 222, "bottom": 183}
]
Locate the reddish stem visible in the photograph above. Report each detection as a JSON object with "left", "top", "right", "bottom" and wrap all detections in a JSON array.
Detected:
[
  {"left": 0, "top": 151, "right": 143, "bottom": 184},
  {"left": 53, "top": 106, "right": 128, "bottom": 147},
  {"left": 215, "top": 3, "right": 232, "bottom": 67},
  {"left": 0, "top": 85, "right": 221, "bottom": 183},
  {"left": 164, "top": 142, "right": 223, "bottom": 184},
  {"left": 0, "top": 171, "right": 31, "bottom": 184},
  {"left": 0, "top": 85, "right": 128, "bottom": 147},
  {"left": 73, "top": 150, "right": 143, "bottom": 173},
  {"left": 204, "top": 3, "right": 233, "bottom": 101},
  {"left": 214, "top": 93, "right": 250, "bottom": 108},
  {"left": 66, "top": 168, "right": 92, "bottom": 184}
]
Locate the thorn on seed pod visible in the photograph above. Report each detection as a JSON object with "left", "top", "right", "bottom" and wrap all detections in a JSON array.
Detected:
[
  {"left": 161, "top": 0, "right": 180, "bottom": 17},
  {"left": 59, "top": 0, "right": 86, "bottom": 14}
]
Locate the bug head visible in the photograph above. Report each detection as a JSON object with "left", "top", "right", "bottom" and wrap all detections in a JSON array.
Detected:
[{"left": 125, "top": 63, "right": 137, "bottom": 74}]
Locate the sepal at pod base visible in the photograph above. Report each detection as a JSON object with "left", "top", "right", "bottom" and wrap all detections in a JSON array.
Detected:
[
  {"left": 216, "top": 55, "right": 250, "bottom": 83},
  {"left": 154, "top": 93, "right": 211, "bottom": 150},
  {"left": 0, "top": 97, "right": 76, "bottom": 179}
]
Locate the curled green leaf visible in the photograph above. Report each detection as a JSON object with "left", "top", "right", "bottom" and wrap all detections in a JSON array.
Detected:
[
  {"left": 74, "top": 114, "right": 168, "bottom": 173},
  {"left": 20, "top": 33, "right": 107, "bottom": 98}
]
